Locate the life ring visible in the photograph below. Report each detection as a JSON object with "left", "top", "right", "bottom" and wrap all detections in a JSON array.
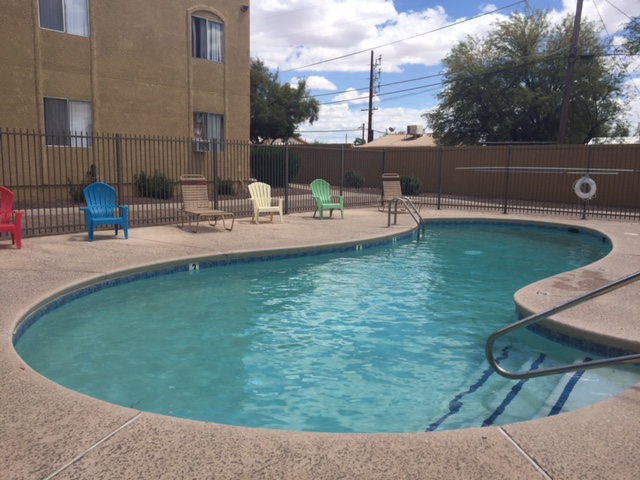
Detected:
[{"left": 574, "top": 176, "right": 597, "bottom": 200}]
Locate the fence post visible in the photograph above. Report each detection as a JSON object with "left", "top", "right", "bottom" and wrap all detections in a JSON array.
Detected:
[
  {"left": 503, "top": 146, "right": 512, "bottom": 214},
  {"left": 284, "top": 144, "right": 290, "bottom": 214},
  {"left": 116, "top": 133, "right": 124, "bottom": 205},
  {"left": 340, "top": 145, "right": 345, "bottom": 194},
  {"left": 212, "top": 140, "right": 219, "bottom": 208},
  {"left": 582, "top": 147, "right": 593, "bottom": 220},
  {"left": 437, "top": 147, "right": 444, "bottom": 210}
]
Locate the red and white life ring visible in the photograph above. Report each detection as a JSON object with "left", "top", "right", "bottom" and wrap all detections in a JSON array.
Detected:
[{"left": 574, "top": 176, "right": 597, "bottom": 200}]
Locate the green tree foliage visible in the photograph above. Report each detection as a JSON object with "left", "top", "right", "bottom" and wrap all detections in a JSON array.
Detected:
[
  {"left": 250, "top": 59, "right": 320, "bottom": 144},
  {"left": 621, "top": 16, "right": 640, "bottom": 55},
  {"left": 424, "top": 9, "right": 628, "bottom": 145}
]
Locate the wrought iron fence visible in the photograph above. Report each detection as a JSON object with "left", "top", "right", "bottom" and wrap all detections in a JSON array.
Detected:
[{"left": 1, "top": 128, "right": 639, "bottom": 237}]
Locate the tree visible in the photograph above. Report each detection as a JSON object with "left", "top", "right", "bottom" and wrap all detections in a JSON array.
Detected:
[
  {"left": 250, "top": 59, "right": 320, "bottom": 143},
  {"left": 424, "top": 9, "right": 628, "bottom": 145},
  {"left": 621, "top": 16, "right": 640, "bottom": 55}
]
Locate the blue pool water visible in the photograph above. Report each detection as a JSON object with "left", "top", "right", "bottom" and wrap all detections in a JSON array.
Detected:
[{"left": 15, "top": 223, "right": 640, "bottom": 433}]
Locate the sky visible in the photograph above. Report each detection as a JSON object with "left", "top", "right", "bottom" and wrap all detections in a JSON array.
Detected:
[{"left": 249, "top": 0, "right": 640, "bottom": 143}]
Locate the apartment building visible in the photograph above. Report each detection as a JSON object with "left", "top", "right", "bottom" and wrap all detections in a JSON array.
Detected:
[{"left": 0, "top": 0, "right": 250, "bottom": 142}]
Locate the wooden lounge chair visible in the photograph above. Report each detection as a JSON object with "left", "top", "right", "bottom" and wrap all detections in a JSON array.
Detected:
[
  {"left": 178, "top": 174, "right": 234, "bottom": 232},
  {"left": 247, "top": 182, "right": 283, "bottom": 224},
  {"left": 80, "top": 182, "right": 129, "bottom": 242},
  {"left": 310, "top": 178, "right": 344, "bottom": 219},
  {"left": 0, "top": 186, "right": 24, "bottom": 249}
]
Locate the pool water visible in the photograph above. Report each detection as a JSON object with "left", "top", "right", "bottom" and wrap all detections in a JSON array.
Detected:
[{"left": 15, "top": 223, "right": 640, "bottom": 433}]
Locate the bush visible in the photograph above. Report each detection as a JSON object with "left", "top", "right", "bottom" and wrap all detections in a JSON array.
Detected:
[
  {"left": 134, "top": 171, "right": 176, "bottom": 199},
  {"left": 68, "top": 164, "right": 98, "bottom": 203},
  {"left": 217, "top": 179, "right": 236, "bottom": 196},
  {"left": 250, "top": 147, "right": 302, "bottom": 188},
  {"left": 344, "top": 170, "right": 365, "bottom": 188},
  {"left": 68, "top": 179, "right": 90, "bottom": 203},
  {"left": 400, "top": 175, "right": 422, "bottom": 196}
]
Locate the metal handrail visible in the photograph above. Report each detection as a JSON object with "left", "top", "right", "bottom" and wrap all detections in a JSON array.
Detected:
[
  {"left": 387, "top": 196, "right": 426, "bottom": 236},
  {"left": 486, "top": 271, "right": 640, "bottom": 379}
]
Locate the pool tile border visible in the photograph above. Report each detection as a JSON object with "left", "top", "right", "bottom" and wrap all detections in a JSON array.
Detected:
[
  {"left": 13, "top": 222, "right": 617, "bottom": 360},
  {"left": 15, "top": 220, "right": 621, "bottom": 370},
  {"left": 13, "top": 231, "right": 415, "bottom": 345}
]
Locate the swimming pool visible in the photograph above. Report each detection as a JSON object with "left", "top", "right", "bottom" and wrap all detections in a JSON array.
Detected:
[{"left": 15, "top": 222, "right": 640, "bottom": 433}]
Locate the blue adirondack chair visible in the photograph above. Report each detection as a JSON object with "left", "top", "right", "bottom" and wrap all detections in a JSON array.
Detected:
[
  {"left": 310, "top": 179, "right": 344, "bottom": 219},
  {"left": 80, "top": 182, "right": 129, "bottom": 241}
]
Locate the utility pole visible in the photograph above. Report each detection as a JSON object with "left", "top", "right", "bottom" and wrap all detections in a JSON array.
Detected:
[
  {"left": 365, "top": 51, "right": 381, "bottom": 143},
  {"left": 557, "top": 0, "right": 584, "bottom": 144}
]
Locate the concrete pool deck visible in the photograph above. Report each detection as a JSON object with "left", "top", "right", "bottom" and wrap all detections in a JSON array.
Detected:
[{"left": 1, "top": 208, "right": 639, "bottom": 479}]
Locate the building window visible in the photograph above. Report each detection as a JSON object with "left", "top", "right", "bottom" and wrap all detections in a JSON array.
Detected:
[
  {"left": 39, "top": 0, "right": 90, "bottom": 37},
  {"left": 194, "top": 112, "right": 224, "bottom": 151},
  {"left": 192, "top": 16, "right": 224, "bottom": 63},
  {"left": 44, "top": 98, "right": 93, "bottom": 147}
]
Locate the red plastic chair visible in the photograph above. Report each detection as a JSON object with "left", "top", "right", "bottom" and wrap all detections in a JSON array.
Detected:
[{"left": 0, "top": 186, "right": 24, "bottom": 249}]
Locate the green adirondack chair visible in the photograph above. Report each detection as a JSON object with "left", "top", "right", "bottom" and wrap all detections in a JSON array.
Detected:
[{"left": 310, "top": 179, "right": 344, "bottom": 219}]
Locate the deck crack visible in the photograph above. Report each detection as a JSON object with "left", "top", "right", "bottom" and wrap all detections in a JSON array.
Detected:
[
  {"left": 43, "top": 412, "right": 143, "bottom": 480},
  {"left": 499, "top": 427, "right": 553, "bottom": 480}
]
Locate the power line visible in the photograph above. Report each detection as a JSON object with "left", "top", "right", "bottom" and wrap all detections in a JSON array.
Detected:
[
  {"left": 591, "top": 0, "right": 640, "bottom": 96},
  {"left": 281, "top": 0, "right": 527, "bottom": 72},
  {"left": 295, "top": 128, "right": 360, "bottom": 133},
  {"left": 310, "top": 72, "right": 445, "bottom": 99},
  {"left": 320, "top": 81, "right": 443, "bottom": 105},
  {"left": 318, "top": 51, "right": 567, "bottom": 106},
  {"left": 603, "top": 0, "right": 634, "bottom": 20}
]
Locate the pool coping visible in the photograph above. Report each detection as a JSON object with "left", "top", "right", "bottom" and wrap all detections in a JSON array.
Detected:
[{"left": 2, "top": 209, "right": 640, "bottom": 479}]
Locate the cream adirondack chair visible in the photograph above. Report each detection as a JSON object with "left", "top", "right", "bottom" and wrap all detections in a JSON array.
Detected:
[{"left": 247, "top": 182, "right": 283, "bottom": 224}]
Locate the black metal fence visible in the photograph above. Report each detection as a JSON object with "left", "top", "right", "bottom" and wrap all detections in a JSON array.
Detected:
[{"left": 1, "top": 128, "right": 639, "bottom": 237}]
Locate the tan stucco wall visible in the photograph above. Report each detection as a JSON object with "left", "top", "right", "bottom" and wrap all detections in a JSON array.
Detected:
[
  {"left": 0, "top": 0, "right": 250, "bottom": 141},
  {"left": 0, "top": 1, "right": 38, "bottom": 127}
]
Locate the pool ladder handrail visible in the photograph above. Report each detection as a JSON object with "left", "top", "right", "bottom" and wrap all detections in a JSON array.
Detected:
[
  {"left": 387, "top": 196, "right": 426, "bottom": 237},
  {"left": 486, "top": 271, "right": 640, "bottom": 380}
]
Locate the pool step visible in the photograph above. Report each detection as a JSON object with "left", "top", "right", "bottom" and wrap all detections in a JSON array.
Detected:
[
  {"left": 535, "top": 361, "right": 640, "bottom": 417},
  {"left": 428, "top": 354, "right": 640, "bottom": 432},
  {"left": 426, "top": 352, "right": 566, "bottom": 431}
]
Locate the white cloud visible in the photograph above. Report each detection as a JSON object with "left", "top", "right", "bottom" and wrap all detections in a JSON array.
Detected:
[
  {"left": 252, "top": 1, "right": 640, "bottom": 143},
  {"left": 252, "top": 1, "right": 510, "bottom": 73},
  {"left": 290, "top": 76, "right": 337, "bottom": 90},
  {"left": 331, "top": 88, "right": 370, "bottom": 105},
  {"left": 297, "top": 102, "right": 429, "bottom": 144}
]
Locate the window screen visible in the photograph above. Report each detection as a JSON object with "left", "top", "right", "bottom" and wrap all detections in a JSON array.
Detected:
[
  {"left": 192, "top": 16, "right": 224, "bottom": 62},
  {"left": 39, "top": 0, "right": 89, "bottom": 36},
  {"left": 44, "top": 98, "right": 92, "bottom": 147}
]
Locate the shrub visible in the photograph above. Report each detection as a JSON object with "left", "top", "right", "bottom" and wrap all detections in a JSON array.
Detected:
[
  {"left": 250, "top": 147, "right": 302, "bottom": 188},
  {"left": 68, "top": 165, "right": 98, "bottom": 203},
  {"left": 344, "top": 170, "right": 365, "bottom": 188},
  {"left": 217, "top": 179, "right": 236, "bottom": 196},
  {"left": 134, "top": 171, "right": 176, "bottom": 199},
  {"left": 68, "top": 179, "right": 90, "bottom": 203},
  {"left": 400, "top": 175, "right": 422, "bottom": 196}
]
